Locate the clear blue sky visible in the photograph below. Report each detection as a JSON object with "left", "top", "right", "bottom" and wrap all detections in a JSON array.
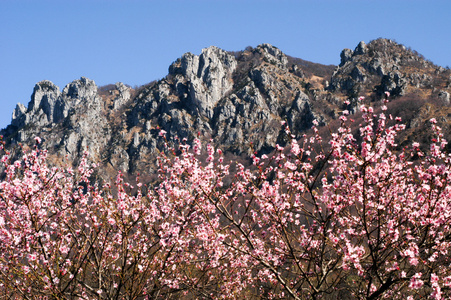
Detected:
[{"left": 1, "top": 0, "right": 450, "bottom": 130}]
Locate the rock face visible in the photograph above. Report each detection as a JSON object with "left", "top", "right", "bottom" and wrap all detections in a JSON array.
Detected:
[
  {"left": 329, "top": 39, "right": 437, "bottom": 99},
  {"left": 61, "top": 79, "right": 107, "bottom": 162},
  {"left": 169, "top": 46, "right": 237, "bottom": 118},
  {"left": 439, "top": 90, "right": 450, "bottom": 104},
  {"left": 11, "top": 80, "right": 61, "bottom": 129},
  {"left": 2, "top": 39, "right": 450, "bottom": 178},
  {"left": 258, "top": 43, "right": 289, "bottom": 69},
  {"left": 29, "top": 80, "right": 61, "bottom": 123},
  {"left": 6, "top": 77, "right": 108, "bottom": 163},
  {"left": 113, "top": 82, "right": 131, "bottom": 110},
  {"left": 10, "top": 77, "right": 99, "bottom": 129}
]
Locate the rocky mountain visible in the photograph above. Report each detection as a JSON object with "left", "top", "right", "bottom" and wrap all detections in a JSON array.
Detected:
[{"left": 2, "top": 38, "right": 451, "bottom": 178}]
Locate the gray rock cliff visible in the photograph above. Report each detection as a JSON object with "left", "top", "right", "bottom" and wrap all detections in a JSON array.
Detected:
[{"left": 2, "top": 39, "right": 450, "bottom": 178}]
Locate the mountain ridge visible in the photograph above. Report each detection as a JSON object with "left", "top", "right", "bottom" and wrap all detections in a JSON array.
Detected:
[{"left": 2, "top": 38, "right": 450, "bottom": 178}]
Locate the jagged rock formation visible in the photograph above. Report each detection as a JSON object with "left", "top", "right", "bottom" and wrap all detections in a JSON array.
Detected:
[
  {"left": 169, "top": 46, "right": 237, "bottom": 118},
  {"left": 329, "top": 39, "right": 443, "bottom": 99},
  {"left": 12, "top": 80, "right": 60, "bottom": 129},
  {"left": 6, "top": 77, "right": 109, "bottom": 164},
  {"left": 112, "top": 82, "right": 131, "bottom": 110},
  {"left": 2, "top": 39, "right": 451, "bottom": 177}
]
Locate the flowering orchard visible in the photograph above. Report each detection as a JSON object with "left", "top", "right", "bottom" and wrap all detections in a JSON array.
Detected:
[{"left": 1, "top": 102, "right": 451, "bottom": 299}]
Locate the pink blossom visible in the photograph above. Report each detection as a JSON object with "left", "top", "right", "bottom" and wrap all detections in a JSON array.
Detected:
[
  {"left": 409, "top": 273, "right": 424, "bottom": 289},
  {"left": 1, "top": 102, "right": 451, "bottom": 298}
]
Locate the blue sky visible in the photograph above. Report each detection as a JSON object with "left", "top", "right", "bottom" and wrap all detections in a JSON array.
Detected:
[{"left": 1, "top": 0, "right": 450, "bottom": 130}]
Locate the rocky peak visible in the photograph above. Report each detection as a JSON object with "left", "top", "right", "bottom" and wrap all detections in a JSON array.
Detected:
[
  {"left": 256, "top": 44, "right": 288, "bottom": 69},
  {"left": 169, "top": 46, "right": 237, "bottom": 118},
  {"left": 11, "top": 80, "right": 61, "bottom": 128},
  {"left": 11, "top": 103, "right": 27, "bottom": 127},
  {"left": 329, "top": 38, "right": 443, "bottom": 99},
  {"left": 29, "top": 80, "right": 60, "bottom": 114},
  {"left": 6, "top": 77, "right": 103, "bottom": 148},
  {"left": 62, "top": 77, "right": 98, "bottom": 104},
  {"left": 3, "top": 40, "right": 450, "bottom": 179},
  {"left": 56, "top": 77, "right": 100, "bottom": 121},
  {"left": 339, "top": 41, "right": 369, "bottom": 67},
  {"left": 340, "top": 48, "right": 353, "bottom": 67},
  {"left": 353, "top": 41, "right": 368, "bottom": 56},
  {"left": 112, "top": 82, "right": 131, "bottom": 110}
]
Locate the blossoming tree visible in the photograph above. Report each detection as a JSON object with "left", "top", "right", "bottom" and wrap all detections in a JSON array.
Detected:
[{"left": 1, "top": 101, "right": 451, "bottom": 299}]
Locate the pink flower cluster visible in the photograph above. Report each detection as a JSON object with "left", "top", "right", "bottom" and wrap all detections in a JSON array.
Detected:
[{"left": 1, "top": 103, "right": 451, "bottom": 299}]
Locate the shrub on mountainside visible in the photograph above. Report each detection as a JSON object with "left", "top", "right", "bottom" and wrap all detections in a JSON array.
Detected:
[{"left": 1, "top": 101, "right": 451, "bottom": 299}]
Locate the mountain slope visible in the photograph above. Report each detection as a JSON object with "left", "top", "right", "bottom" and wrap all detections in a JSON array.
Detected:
[{"left": 2, "top": 38, "right": 450, "bottom": 178}]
